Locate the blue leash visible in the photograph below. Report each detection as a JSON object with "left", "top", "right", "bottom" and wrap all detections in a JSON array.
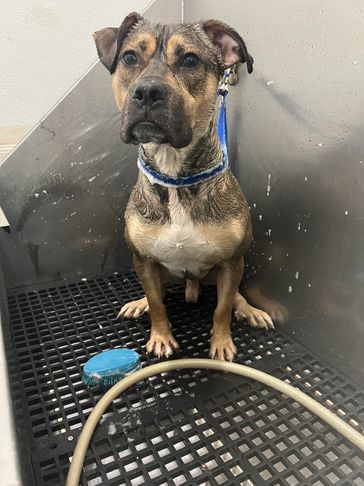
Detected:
[{"left": 137, "top": 69, "right": 232, "bottom": 188}]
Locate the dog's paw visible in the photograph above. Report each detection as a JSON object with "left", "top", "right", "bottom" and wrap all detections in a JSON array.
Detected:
[
  {"left": 235, "top": 305, "right": 274, "bottom": 330},
  {"left": 209, "top": 334, "right": 237, "bottom": 361},
  {"left": 117, "top": 297, "right": 149, "bottom": 319},
  {"left": 262, "top": 300, "right": 288, "bottom": 323},
  {"left": 146, "top": 331, "right": 179, "bottom": 358}
]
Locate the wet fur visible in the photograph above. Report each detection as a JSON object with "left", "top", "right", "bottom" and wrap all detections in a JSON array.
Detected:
[{"left": 94, "top": 14, "right": 273, "bottom": 360}]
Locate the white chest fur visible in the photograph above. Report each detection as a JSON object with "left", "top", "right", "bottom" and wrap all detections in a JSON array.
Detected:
[{"left": 148, "top": 189, "right": 221, "bottom": 279}]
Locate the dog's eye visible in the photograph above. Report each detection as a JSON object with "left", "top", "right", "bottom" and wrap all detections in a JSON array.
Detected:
[
  {"left": 123, "top": 51, "right": 138, "bottom": 65},
  {"left": 182, "top": 53, "right": 199, "bottom": 68}
]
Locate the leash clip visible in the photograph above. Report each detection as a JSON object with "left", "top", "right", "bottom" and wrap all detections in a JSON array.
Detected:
[
  {"left": 218, "top": 64, "right": 238, "bottom": 96},
  {"left": 218, "top": 68, "right": 230, "bottom": 95},
  {"left": 227, "top": 64, "right": 239, "bottom": 86}
]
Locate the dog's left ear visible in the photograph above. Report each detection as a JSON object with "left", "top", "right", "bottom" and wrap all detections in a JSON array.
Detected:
[
  {"left": 202, "top": 20, "right": 254, "bottom": 73},
  {"left": 93, "top": 12, "right": 143, "bottom": 74}
]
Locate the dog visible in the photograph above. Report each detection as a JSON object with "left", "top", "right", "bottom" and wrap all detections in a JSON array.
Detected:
[{"left": 93, "top": 12, "right": 274, "bottom": 361}]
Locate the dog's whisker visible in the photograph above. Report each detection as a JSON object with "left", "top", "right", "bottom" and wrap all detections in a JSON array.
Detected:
[
  {"left": 109, "top": 111, "right": 122, "bottom": 121},
  {"left": 111, "top": 117, "right": 122, "bottom": 128}
]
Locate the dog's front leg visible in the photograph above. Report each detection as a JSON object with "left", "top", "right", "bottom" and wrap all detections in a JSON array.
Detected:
[
  {"left": 133, "top": 254, "right": 179, "bottom": 358},
  {"left": 210, "top": 257, "right": 244, "bottom": 361}
]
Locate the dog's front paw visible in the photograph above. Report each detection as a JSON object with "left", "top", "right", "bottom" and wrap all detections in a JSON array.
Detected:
[
  {"left": 117, "top": 297, "right": 149, "bottom": 319},
  {"left": 209, "top": 334, "right": 237, "bottom": 361},
  {"left": 235, "top": 305, "right": 274, "bottom": 330},
  {"left": 146, "top": 330, "right": 179, "bottom": 358}
]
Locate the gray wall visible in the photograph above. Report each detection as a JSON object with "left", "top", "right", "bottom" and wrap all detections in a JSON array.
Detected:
[
  {"left": 0, "top": 0, "right": 151, "bottom": 155},
  {"left": 0, "top": 0, "right": 152, "bottom": 126}
]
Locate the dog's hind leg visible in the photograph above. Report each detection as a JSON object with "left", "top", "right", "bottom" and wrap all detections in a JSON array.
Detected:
[
  {"left": 117, "top": 296, "right": 149, "bottom": 319},
  {"left": 233, "top": 292, "right": 274, "bottom": 330},
  {"left": 244, "top": 283, "right": 288, "bottom": 323}
]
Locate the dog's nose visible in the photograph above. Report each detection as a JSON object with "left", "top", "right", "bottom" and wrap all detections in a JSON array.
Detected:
[{"left": 132, "top": 81, "right": 167, "bottom": 109}]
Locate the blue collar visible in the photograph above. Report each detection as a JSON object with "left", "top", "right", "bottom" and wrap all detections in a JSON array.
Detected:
[{"left": 137, "top": 85, "right": 230, "bottom": 188}]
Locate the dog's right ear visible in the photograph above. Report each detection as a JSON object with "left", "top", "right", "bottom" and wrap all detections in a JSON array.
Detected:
[{"left": 93, "top": 12, "right": 142, "bottom": 74}]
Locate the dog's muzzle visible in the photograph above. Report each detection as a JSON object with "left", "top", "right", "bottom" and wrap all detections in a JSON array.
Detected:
[{"left": 121, "top": 77, "right": 193, "bottom": 148}]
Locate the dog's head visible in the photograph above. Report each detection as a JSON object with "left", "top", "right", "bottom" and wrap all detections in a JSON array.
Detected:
[{"left": 94, "top": 13, "right": 253, "bottom": 149}]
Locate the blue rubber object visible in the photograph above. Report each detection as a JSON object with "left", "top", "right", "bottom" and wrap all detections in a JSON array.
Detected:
[{"left": 82, "top": 348, "right": 141, "bottom": 386}]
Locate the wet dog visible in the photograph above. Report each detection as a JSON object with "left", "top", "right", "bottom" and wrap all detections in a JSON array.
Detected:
[{"left": 94, "top": 12, "right": 273, "bottom": 361}]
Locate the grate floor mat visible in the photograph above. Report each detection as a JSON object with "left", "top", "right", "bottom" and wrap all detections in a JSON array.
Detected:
[{"left": 4, "top": 272, "right": 364, "bottom": 485}]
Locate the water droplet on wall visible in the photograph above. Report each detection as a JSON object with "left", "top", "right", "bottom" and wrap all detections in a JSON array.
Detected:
[{"left": 266, "top": 173, "right": 271, "bottom": 196}]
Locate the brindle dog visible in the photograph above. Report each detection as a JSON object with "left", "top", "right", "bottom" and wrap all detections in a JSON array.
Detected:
[{"left": 94, "top": 12, "right": 274, "bottom": 361}]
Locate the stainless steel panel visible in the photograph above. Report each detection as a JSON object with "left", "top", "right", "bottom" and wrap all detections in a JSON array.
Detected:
[
  {"left": 0, "top": 0, "right": 181, "bottom": 288},
  {"left": 185, "top": 0, "right": 364, "bottom": 380}
]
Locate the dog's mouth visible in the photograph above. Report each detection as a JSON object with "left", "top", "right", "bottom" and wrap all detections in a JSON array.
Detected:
[
  {"left": 131, "top": 121, "right": 167, "bottom": 145},
  {"left": 122, "top": 106, "right": 193, "bottom": 148}
]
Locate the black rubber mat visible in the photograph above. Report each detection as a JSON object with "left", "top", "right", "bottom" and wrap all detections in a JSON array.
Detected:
[{"left": 4, "top": 272, "right": 364, "bottom": 485}]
